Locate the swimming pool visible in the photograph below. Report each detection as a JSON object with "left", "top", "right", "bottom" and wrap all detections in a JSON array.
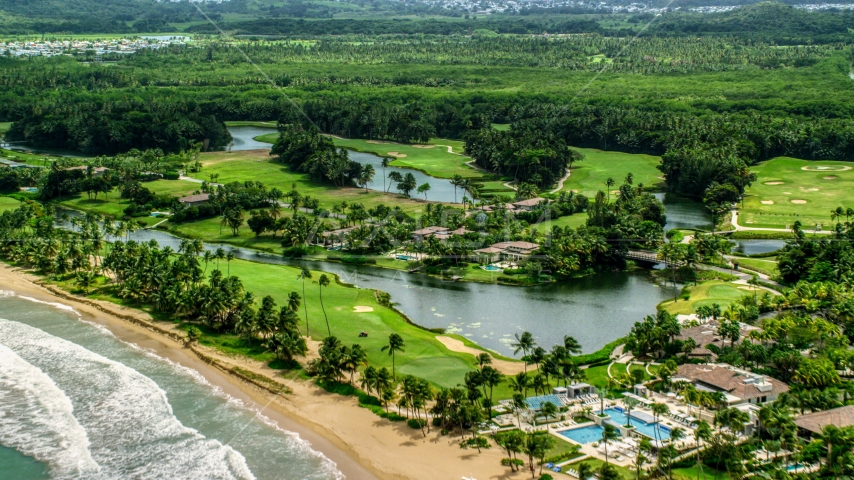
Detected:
[
  {"left": 786, "top": 464, "right": 804, "bottom": 471},
  {"left": 396, "top": 255, "right": 415, "bottom": 261},
  {"left": 559, "top": 425, "right": 614, "bottom": 444},
  {"left": 601, "top": 408, "right": 670, "bottom": 440},
  {"left": 483, "top": 265, "right": 502, "bottom": 271}
]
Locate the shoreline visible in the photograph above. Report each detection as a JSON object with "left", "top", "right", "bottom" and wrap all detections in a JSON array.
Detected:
[{"left": 0, "top": 263, "right": 522, "bottom": 480}]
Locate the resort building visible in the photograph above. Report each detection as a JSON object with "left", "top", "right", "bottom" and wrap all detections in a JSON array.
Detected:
[
  {"left": 177, "top": 193, "right": 211, "bottom": 207},
  {"left": 321, "top": 226, "right": 360, "bottom": 246},
  {"left": 676, "top": 321, "right": 765, "bottom": 360},
  {"left": 794, "top": 405, "right": 854, "bottom": 439},
  {"left": 673, "top": 364, "right": 789, "bottom": 405},
  {"left": 512, "top": 197, "right": 548, "bottom": 211}
]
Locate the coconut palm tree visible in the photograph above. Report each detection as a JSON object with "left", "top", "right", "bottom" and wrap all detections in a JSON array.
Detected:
[
  {"left": 318, "top": 274, "right": 331, "bottom": 336},
  {"left": 512, "top": 331, "right": 537, "bottom": 372},
  {"left": 297, "top": 267, "right": 312, "bottom": 336},
  {"left": 601, "top": 423, "right": 619, "bottom": 463},
  {"left": 381, "top": 157, "right": 391, "bottom": 192},
  {"left": 381, "top": 333, "right": 405, "bottom": 379},
  {"left": 694, "top": 421, "right": 712, "bottom": 480}
]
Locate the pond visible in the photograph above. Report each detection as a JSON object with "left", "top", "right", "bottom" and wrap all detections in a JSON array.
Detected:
[
  {"left": 225, "top": 126, "right": 279, "bottom": 151},
  {"left": 225, "top": 126, "right": 465, "bottom": 203},
  {"left": 731, "top": 239, "right": 786, "bottom": 255},
  {"left": 653, "top": 193, "right": 713, "bottom": 232},
  {"left": 57, "top": 210, "right": 679, "bottom": 356}
]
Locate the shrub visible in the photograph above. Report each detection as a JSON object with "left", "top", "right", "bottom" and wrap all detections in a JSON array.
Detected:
[
  {"left": 341, "top": 255, "right": 376, "bottom": 265},
  {"left": 407, "top": 418, "right": 426, "bottom": 429},
  {"left": 538, "top": 475, "right": 553, "bottom": 480},
  {"left": 162, "top": 171, "right": 180, "bottom": 180},
  {"left": 432, "top": 417, "right": 443, "bottom": 427},
  {"left": 501, "top": 458, "right": 525, "bottom": 467}
]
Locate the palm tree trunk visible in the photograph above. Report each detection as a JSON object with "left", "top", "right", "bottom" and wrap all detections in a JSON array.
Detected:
[{"left": 320, "top": 287, "right": 330, "bottom": 336}]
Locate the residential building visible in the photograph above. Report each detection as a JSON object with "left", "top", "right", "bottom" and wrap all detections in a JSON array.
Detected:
[
  {"left": 177, "top": 193, "right": 211, "bottom": 207},
  {"left": 673, "top": 363, "right": 789, "bottom": 405},
  {"left": 512, "top": 197, "right": 547, "bottom": 211},
  {"left": 794, "top": 405, "right": 854, "bottom": 439},
  {"left": 676, "top": 321, "right": 764, "bottom": 360}
]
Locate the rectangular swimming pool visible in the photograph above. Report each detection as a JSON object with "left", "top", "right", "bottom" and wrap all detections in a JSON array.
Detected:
[
  {"left": 601, "top": 408, "right": 671, "bottom": 440},
  {"left": 558, "top": 425, "right": 617, "bottom": 444}
]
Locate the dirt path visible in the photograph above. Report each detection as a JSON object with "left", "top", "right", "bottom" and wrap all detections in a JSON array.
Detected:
[{"left": 435, "top": 336, "right": 525, "bottom": 375}]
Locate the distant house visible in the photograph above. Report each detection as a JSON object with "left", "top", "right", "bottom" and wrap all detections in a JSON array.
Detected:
[
  {"left": 512, "top": 197, "right": 547, "bottom": 211},
  {"left": 411, "top": 226, "right": 472, "bottom": 242},
  {"left": 64, "top": 166, "right": 109, "bottom": 177},
  {"left": 674, "top": 364, "right": 789, "bottom": 405},
  {"left": 321, "top": 226, "right": 359, "bottom": 246},
  {"left": 177, "top": 193, "right": 211, "bottom": 207},
  {"left": 471, "top": 241, "right": 540, "bottom": 263},
  {"left": 794, "top": 405, "right": 854, "bottom": 439},
  {"left": 676, "top": 321, "right": 765, "bottom": 360}
]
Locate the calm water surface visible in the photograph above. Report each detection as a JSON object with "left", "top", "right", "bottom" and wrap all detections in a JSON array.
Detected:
[
  {"left": 0, "top": 293, "right": 342, "bottom": 480},
  {"left": 58, "top": 214, "right": 680, "bottom": 356}
]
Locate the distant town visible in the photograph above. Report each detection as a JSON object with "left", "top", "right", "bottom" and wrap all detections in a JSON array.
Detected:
[{"left": 0, "top": 36, "right": 188, "bottom": 58}]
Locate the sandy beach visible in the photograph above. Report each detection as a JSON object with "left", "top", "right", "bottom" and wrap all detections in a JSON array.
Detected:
[{"left": 0, "top": 263, "right": 523, "bottom": 480}]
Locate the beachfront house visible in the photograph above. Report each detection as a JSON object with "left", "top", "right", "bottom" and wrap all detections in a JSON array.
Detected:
[
  {"left": 411, "top": 226, "right": 471, "bottom": 242},
  {"left": 673, "top": 363, "right": 789, "bottom": 405},
  {"left": 177, "top": 193, "right": 211, "bottom": 207}
]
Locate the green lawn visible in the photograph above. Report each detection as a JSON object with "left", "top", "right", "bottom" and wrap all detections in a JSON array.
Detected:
[
  {"left": 59, "top": 179, "right": 197, "bottom": 226},
  {"left": 330, "top": 137, "right": 482, "bottom": 179},
  {"left": 0, "top": 196, "right": 23, "bottom": 213},
  {"left": 0, "top": 122, "right": 12, "bottom": 134},
  {"left": 561, "top": 148, "right": 665, "bottom": 198},
  {"left": 741, "top": 156, "right": 854, "bottom": 229},
  {"left": 192, "top": 150, "right": 438, "bottom": 215},
  {"left": 0, "top": 148, "right": 62, "bottom": 167},
  {"left": 583, "top": 364, "right": 611, "bottom": 390},
  {"left": 214, "top": 258, "right": 477, "bottom": 388},
  {"left": 734, "top": 257, "right": 779, "bottom": 277},
  {"left": 660, "top": 280, "right": 750, "bottom": 315},
  {"left": 673, "top": 463, "right": 731, "bottom": 480}
]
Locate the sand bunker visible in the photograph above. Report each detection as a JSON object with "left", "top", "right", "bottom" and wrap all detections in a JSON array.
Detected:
[
  {"left": 387, "top": 151, "right": 408, "bottom": 158},
  {"left": 783, "top": 192, "right": 792, "bottom": 195},
  {"left": 801, "top": 165, "right": 852, "bottom": 171},
  {"left": 761, "top": 200, "right": 774, "bottom": 205},
  {"left": 803, "top": 188, "right": 819, "bottom": 192},
  {"left": 791, "top": 199, "right": 807, "bottom": 204},
  {"left": 764, "top": 181, "right": 784, "bottom": 185},
  {"left": 824, "top": 176, "right": 838, "bottom": 180},
  {"left": 352, "top": 306, "right": 374, "bottom": 313},
  {"left": 412, "top": 145, "right": 435, "bottom": 149}
]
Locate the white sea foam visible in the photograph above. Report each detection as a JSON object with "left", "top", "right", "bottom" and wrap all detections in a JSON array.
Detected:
[
  {"left": 0, "top": 344, "right": 100, "bottom": 476},
  {"left": 16, "top": 295, "right": 82, "bottom": 317},
  {"left": 0, "top": 318, "right": 257, "bottom": 480}
]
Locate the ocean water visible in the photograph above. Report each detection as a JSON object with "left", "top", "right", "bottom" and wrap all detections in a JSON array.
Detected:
[{"left": 0, "top": 292, "right": 343, "bottom": 480}]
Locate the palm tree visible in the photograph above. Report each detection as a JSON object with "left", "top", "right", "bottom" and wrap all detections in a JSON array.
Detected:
[
  {"left": 298, "top": 267, "right": 312, "bottom": 336},
  {"left": 287, "top": 291, "right": 301, "bottom": 315},
  {"left": 601, "top": 423, "right": 619, "bottom": 463},
  {"left": 651, "top": 402, "right": 669, "bottom": 444},
  {"left": 417, "top": 182, "right": 431, "bottom": 200},
  {"left": 509, "top": 372, "right": 530, "bottom": 397},
  {"left": 563, "top": 335, "right": 582, "bottom": 355},
  {"left": 451, "top": 174, "right": 464, "bottom": 203},
  {"left": 605, "top": 177, "right": 616, "bottom": 203},
  {"left": 512, "top": 331, "right": 536, "bottom": 372},
  {"left": 381, "top": 333, "right": 405, "bottom": 379},
  {"left": 694, "top": 421, "right": 712, "bottom": 480},
  {"left": 226, "top": 251, "right": 235, "bottom": 275},
  {"left": 381, "top": 157, "right": 391, "bottom": 192},
  {"left": 318, "top": 274, "right": 331, "bottom": 336}
]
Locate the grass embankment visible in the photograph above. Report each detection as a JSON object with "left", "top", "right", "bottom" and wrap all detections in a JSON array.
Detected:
[
  {"left": 741, "top": 156, "right": 854, "bottom": 229},
  {"left": 224, "top": 120, "right": 278, "bottom": 128},
  {"left": 330, "top": 137, "right": 481, "bottom": 180},
  {"left": 734, "top": 257, "right": 780, "bottom": 277},
  {"left": 659, "top": 280, "right": 751, "bottom": 315}
]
